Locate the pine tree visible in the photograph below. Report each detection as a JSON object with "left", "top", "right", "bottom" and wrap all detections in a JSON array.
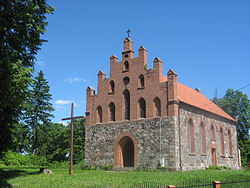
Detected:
[{"left": 25, "top": 70, "right": 54, "bottom": 154}]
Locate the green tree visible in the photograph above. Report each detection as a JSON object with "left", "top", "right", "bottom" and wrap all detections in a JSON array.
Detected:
[
  {"left": 35, "top": 119, "right": 85, "bottom": 163},
  {"left": 24, "top": 70, "right": 54, "bottom": 154},
  {"left": 0, "top": 0, "right": 53, "bottom": 152},
  {"left": 214, "top": 89, "right": 250, "bottom": 166},
  {"left": 11, "top": 122, "right": 29, "bottom": 153},
  {"left": 216, "top": 89, "right": 249, "bottom": 140},
  {"left": 72, "top": 118, "right": 85, "bottom": 163},
  {"left": 39, "top": 123, "right": 69, "bottom": 161}
]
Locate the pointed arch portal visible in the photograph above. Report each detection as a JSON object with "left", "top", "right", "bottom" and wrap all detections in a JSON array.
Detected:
[{"left": 115, "top": 133, "right": 138, "bottom": 167}]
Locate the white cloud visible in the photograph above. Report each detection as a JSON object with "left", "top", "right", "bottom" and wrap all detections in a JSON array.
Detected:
[
  {"left": 55, "top": 100, "right": 73, "bottom": 105},
  {"left": 64, "top": 77, "right": 88, "bottom": 84},
  {"left": 36, "top": 60, "right": 46, "bottom": 66},
  {"left": 58, "top": 121, "right": 68, "bottom": 126}
]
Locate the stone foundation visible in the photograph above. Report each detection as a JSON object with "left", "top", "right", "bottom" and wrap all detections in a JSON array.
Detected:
[
  {"left": 85, "top": 117, "right": 179, "bottom": 169},
  {"left": 179, "top": 103, "right": 240, "bottom": 170}
]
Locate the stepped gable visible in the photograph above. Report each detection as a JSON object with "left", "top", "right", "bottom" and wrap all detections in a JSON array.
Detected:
[{"left": 177, "top": 83, "right": 235, "bottom": 121}]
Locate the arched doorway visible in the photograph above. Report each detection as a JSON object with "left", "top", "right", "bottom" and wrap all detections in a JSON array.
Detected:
[{"left": 115, "top": 133, "right": 138, "bottom": 167}]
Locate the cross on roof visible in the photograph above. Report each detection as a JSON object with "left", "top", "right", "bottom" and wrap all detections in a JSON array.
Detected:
[{"left": 126, "top": 29, "right": 131, "bottom": 38}]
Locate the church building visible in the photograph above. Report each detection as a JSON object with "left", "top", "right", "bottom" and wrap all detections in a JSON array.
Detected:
[{"left": 84, "top": 37, "right": 240, "bottom": 170}]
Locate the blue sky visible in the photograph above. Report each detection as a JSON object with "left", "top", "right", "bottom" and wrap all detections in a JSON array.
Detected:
[{"left": 36, "top": 0, "right": 250, "bottom": 123}]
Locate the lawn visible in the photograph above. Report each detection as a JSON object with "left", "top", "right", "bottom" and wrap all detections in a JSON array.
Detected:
[{"left": 0, "top": 167, "right": 250, "bottom": 188}]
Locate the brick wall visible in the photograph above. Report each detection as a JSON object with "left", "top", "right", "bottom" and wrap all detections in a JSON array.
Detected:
[{"left": 86, "top": 38, "right": 169, "bottom": 125}]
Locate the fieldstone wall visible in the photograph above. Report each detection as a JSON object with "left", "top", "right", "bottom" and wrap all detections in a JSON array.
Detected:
[
  {"left": 85, "top": 117, "right": 179, "bottom": 169},
  {"left": 179, "top": 103, "right": 240, "bottom": 170}
]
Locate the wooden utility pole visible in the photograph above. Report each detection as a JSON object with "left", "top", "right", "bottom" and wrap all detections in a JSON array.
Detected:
[{"left": 62, "top": 103, "right": 84, "bottom": 175}]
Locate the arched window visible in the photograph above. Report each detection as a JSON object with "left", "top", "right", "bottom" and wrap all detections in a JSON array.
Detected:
[
  {"left": 228, "top": 129, "right": 233, "bottom": 156},
  {"left": 138, "top": 97, "right": 146, "bottom": 118},
  {"left": 211, "top": 125, "right": 216, "bottom": 140},
  {"left": 153, "top": 97, "right": 161, "bottom": 117},
  {"left": 189, "top": 119, "right": 195, "bottom": 153},
  {"left": 109, "top": 80, "right": 115, "bottom": 93},
  {"left": 138, "top": 75, "right": 145, "bottom": 88},
  {"left": 108, "top": 102, "right": 115, "bottom": 121},
  {"left": 123, "top": 89, "right": 130, "bottom": 120},
  {"left": 96, "top": 106, "right": 102, "bottom": 123},
  {"left": 124, "top": 61, "right": 129, "bottom": 71},
  {"left": 220, "top": 128, "right": 225, "bottom": 155},
  {"left": 200, "top": 122, "right": 206, "bottom": 154}
]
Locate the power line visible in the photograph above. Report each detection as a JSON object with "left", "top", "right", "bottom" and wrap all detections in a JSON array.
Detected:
[
  {"left": 198, "top": 83, "right": 250, "bottom": 108},
  {"left": 237, "top": 84, "right": 250, "bottom": 91}
]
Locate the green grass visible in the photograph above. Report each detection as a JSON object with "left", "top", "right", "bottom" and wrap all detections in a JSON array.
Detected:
[{"left": 0, "top": 167, "right": 250, "bottom": 188}]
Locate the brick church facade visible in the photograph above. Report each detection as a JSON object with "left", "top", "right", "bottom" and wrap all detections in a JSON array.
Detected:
[{"left": 85, "top": 37, "right": 240, "bottom": 170}]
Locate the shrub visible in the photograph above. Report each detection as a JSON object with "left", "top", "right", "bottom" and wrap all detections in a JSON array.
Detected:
[
  {"left": 2, "top": 151, "right": 29, "bottom": 166},
  {"left": 1, "top": 151, "right": 49, "bottom": 167},
  {"left": 28, "top": 154, "right": 48, "bottom": 166},
  {"left": 207, "top": 165, "right": 232, "bottom": 170},
  {"left": 82, "top": 165, "right": 96, "bottom": 170},
  {"left": 99, "top": 165, "right": 113, "bottom": 171},
  {"left": 0, "top": 160, "right": 6, "bottom": 167},
  {"left": 74, "top": 161, "right": 85, "bottom": 169}
]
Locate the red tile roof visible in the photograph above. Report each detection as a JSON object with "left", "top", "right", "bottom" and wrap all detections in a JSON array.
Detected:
[{"left": 177, "top": 83, "right": 235, "bottom": 121}]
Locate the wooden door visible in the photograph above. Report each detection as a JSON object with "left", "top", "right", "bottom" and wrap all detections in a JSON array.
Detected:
[{"left": 211, "top": 148, "right": 217, "bottom": 166}]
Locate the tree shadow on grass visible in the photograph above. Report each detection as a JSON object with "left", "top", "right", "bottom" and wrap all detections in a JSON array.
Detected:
[{"left": 0, "top": 168, "right": 40, "bottom": 188}]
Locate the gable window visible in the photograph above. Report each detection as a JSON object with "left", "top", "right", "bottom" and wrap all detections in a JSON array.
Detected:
[
  {"left": 189, "top": 119, "right": 195, "bottom": 154},
  {"left": 124, "top": 61, "right": 129, "bottom": 71},
  {"left": 138, "top": 75, "right": 145, "bottom": 88},
  {"left": 153, "top": 97, "right": 161, "bottom": 117},
  {"left": 123, "top": 89, "right": 130, "bottom": 120},
  {"left": 200, "top": 122, "right": 206, "bottom": 154},
  {"left": 96, "top": 106, "right": 102, "bottom": 123},
  {"left": 220, "top": 128, "right": 225, "bottom": 156},
  {"left": 109, "top": 102, "right": 115, "bottom": 121},
  {"left": 138, "top": 97, "right": 146, "bottom": 118},
  {"left": 109, "top": 80, "right": 115, "bottom": 93},
  {"left": 123, "top": 77, "right": 130, "bottom": 85}
]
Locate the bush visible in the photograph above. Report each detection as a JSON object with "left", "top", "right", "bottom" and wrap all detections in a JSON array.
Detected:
[
  {"left": 207, "top": 165, "right": 232, "bottom": 170},
  {"left": 82, "top": 165, "right": 96, "bottom": 170},
  {"left": 28, "top": 154, "right": 48, "bottom": 166},
  {"left": 1, "top": 151, "right": 49, "bottom": 167},
  {"left": 99, "top": 165, "right": 113, "bottom": 171},
  {"left": 2, "top": 151, "right": 29, "bottom": 166},
  {"left": 0, "top": 160, "right": 6, "bottom": 167},
  {"left": 74, "top": 161, "right": 85, "bottom": 169}
]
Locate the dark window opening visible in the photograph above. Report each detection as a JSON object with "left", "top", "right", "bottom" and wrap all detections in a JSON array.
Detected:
[
  {"left": 123, "top": 77, "right": 130, "bottom": 85},
  {"left": 109, "top": 80, "right": 115, "bottom": 93},
  {"left": 124, "top": 61, "right": 129, "bottom": 71},
  {"left": 138, "top": 74, "right": 145, "bottom": 88},
  {"left": 123, "top": 90, "right": 130, "bottom": 120},
  {"left": 96, "top": 106, "right": 102, "bottom": 123},
  {"left": 138, "top": 98, "right": 146, "bottom": 118},
  {"left": 109, "top": 102, "right": 115, "bottom": 121},
  {"left": 153, "top": 97, "right": 161, "bottom": 116}
]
